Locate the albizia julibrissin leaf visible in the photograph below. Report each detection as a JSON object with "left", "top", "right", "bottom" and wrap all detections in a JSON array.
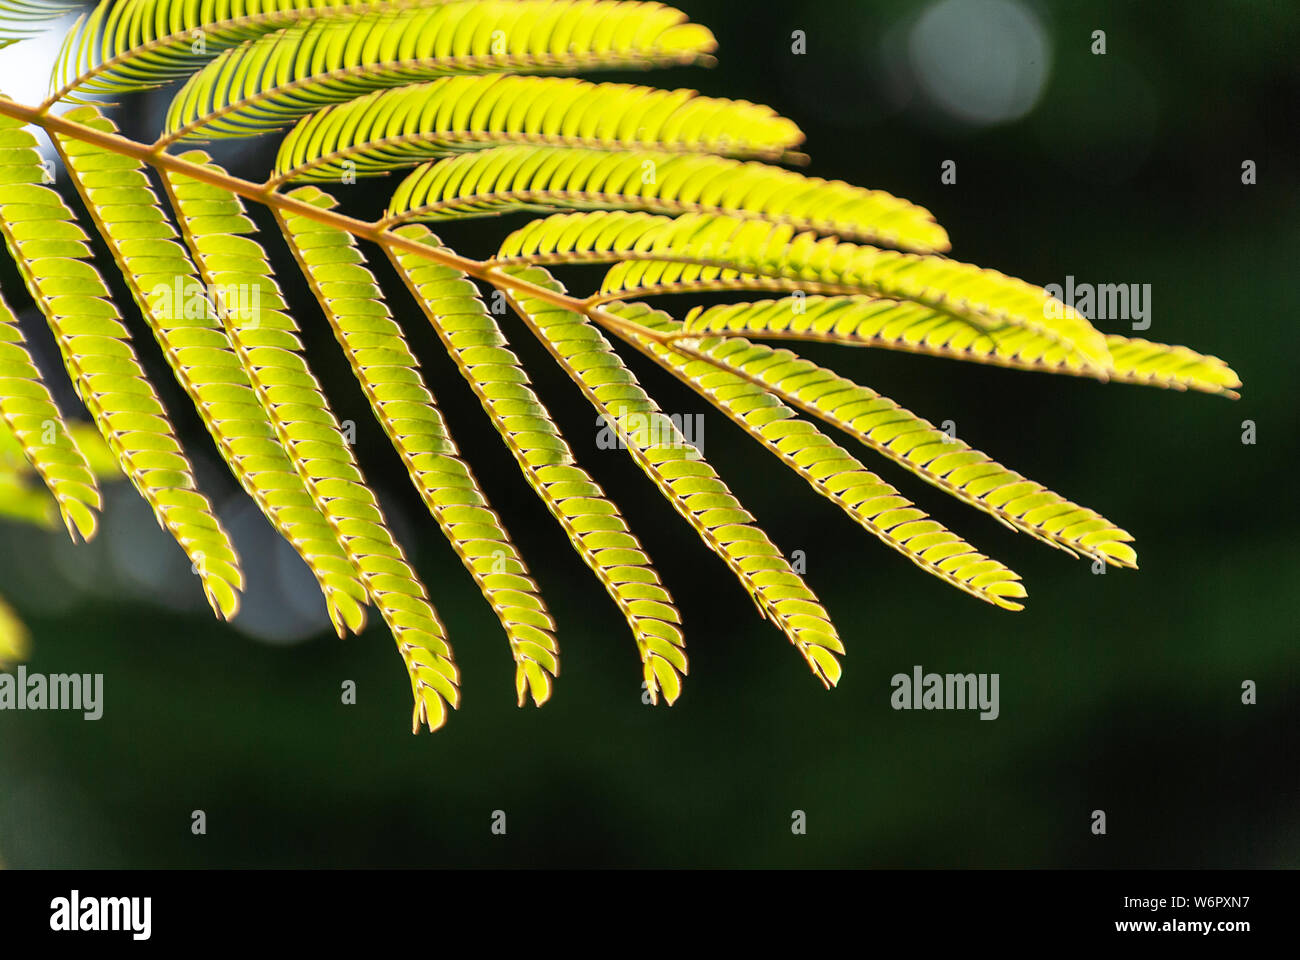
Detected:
[
  {"left": 493, "top": 211, "right": 1114, "bottom": 374},
  {"left": 271, "top": 74, "right": 805, "bottom": 185},
  {"left": 0, "top": 109, "right": 242, "bottom": 618},
  {"left": 595, "top": 296, "right": 1028, "bottom": 610},
  {"left": 678, "top": 295, "right": 1242, "bottom": 398},
  {"left": 384, "top": 146, "right": 948, "bottom": 253},
  {"left": 655, "top": 322, "right": 1137, "bottom": 567},
  {"left": 160, "top": 1, "right": 718, "bottom": 145},
  {"left": 0, "top": 422, "right": 58, "bottom": 527},
  {"left": 1085, "top": 336, "right": 1241, "bottom": 398},
  {"left": 276, "top": 184, "right": 561, "bottom": 708},
  {"left": 53, "top": 105, "right": 369, "bottom": 636},
  {"left": 161, "top": 153, "right": 459, "bottom": 732},
  {"left": 0, "top": 402, "right": 116, "bottom": 529},
  {"left": 50, "top": 0, "right": 449, "bottom": 102},
  {"left": 490, "top": 261, "right": 848, "bottom": 686},
  {"left": 384, "top": 224, "right": 687, "bottom": 704},
  {"left": 0, "top": 0, "right": 80, "bottom": 49},
  {"left": 0, "top": 286, "right": 101, "bottom": 540}
]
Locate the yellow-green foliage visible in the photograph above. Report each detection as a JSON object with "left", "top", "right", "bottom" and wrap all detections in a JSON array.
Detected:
[
  {"left": 280, "top": 187, "right": 559, "bottom": 708},
  {"left": 0, "top": 333, "right": 118, "bottom": 662},
  {"left": 0, "top": 0, "right": 1240, "bottom": 731},
  {"left": 385, "top": 224, "right": 683, "bottom": 703},
  {"left": 0, "top": 111, "right": 242, "bottom": 620}
]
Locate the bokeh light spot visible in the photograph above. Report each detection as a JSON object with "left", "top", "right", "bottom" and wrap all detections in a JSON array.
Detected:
[{"left": 908, "top": 0, "right": 1051, "bottom": 126}]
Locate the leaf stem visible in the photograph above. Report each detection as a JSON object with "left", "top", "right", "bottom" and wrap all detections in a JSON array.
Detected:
[{"left": 0, "top": 95, "right": 672, "bottom": 347}]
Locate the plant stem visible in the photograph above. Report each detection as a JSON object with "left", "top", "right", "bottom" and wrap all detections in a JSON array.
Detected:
[{"left": 0, "top": 96, "right": 665, "bottom": 345}]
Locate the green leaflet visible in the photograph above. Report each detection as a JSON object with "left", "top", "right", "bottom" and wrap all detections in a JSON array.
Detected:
[
  {"left": 0, "top": 386, "right": 80, "bottom": 666},
  {"left": 160, "top": 1, "right": 718, "bottom": 144},
  {"left": 0, "top": 285, "right": 101, "bottom": 539},
  {"left": 600, "top": 297, "right": 1029, "bottom": 610},
  {"left": 494, "top": 263, "right": 847, "bottom": 686},
  {"left": 0, "top": 0, "right": 80, "bottom": 49},
  {"left": 162, "top": 151, "right": 459, "bottom": 731},
  {"left": 658, "top": 324, "right": 1138, "bottom": 567},
  {"left": 0, "top": 412, "right": 115, "bottom": 502},
  {"left": 0, "top": 411, "right": 58, "bottom": 527},
  {"left": 583, "top": 274, "right": 864, "bottom": 308},
  {"left": 1090, "top": 336, "right": 1241, "bottom": 398},
  {"left": 0, "top": 109, "right": 242, "bottom": 618},
  {"left": 678, "top": 295, "right": 1242, "bottom": 398},
  {"left": 384, "top": 146, "right": 948, "bottom": 253},
  {"left": 277, "top": 184, "right": 560, "bottom": 708},
  {"left": 271, "top": 74, "right": 806, "bottom": 184},
  {"left": 384, "top": 224, "right": 687, "bottom": 704},
  {"left": 495, "top": 210, "right": 1114, "bottom": 374},
  {"left": 51, "top": 0, "right": 449, "bottom": 102},
  {"left": 0, "top": 410, "right": 113, "bottom": 660},
  {"left": 53, "top": 105, "right": 369, "bottom": 636}
]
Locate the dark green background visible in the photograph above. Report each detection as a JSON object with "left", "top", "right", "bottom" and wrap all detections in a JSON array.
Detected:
[{"left": 1, "top": 0, "right": 1296, "bottom": 868}]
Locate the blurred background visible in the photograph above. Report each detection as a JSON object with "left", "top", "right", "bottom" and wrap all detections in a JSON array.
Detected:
[{"left": 0, "top": 0, "right": 1296, "bottom": 868}]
